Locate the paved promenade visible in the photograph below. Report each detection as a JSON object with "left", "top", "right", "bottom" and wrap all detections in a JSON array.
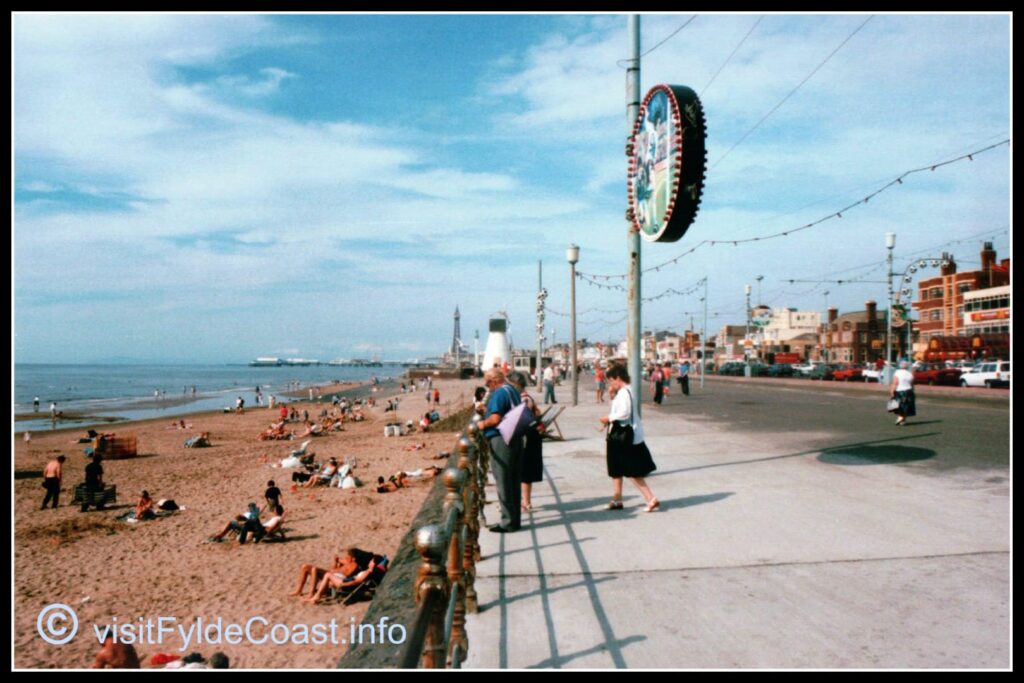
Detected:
[{"left": 463, "top": 378, "right": 1010, "bottom": 669}]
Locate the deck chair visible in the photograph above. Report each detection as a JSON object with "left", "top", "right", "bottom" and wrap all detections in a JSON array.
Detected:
[
  {"left": 538, "top": 406, "right": 566, "bottom": 441},
  {"left": 329, "top": 557, "right": 389, "bottom": 605},
  {"left": 290, "top": 440, "right": 312, "bottom": 458}
]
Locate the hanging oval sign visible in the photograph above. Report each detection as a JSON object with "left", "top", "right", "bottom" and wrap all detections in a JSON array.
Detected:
[
  {"left": 627, "top": 84, "right": 707, "bottom": 243},
  {"left": 751, "top": 305, "right": 773, "bottom": 328}
]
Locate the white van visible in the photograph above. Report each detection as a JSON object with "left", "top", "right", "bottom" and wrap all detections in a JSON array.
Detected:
[{"left": 959, "top": 361, "right": 1011, "bottom": 388}]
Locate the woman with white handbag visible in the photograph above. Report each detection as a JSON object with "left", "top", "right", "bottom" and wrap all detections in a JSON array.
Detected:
[{"left": 888, "top": 360, "right": 917, "bottom": 426}]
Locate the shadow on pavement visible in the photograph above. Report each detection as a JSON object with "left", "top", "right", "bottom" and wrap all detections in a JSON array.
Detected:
[{"left": 818, "top": 445, "right": 936, "bottom": 466}]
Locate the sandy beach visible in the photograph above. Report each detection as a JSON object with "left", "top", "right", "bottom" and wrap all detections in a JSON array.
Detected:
[{"left": 14, "top": 377, "right": 475, "bottom": 669}]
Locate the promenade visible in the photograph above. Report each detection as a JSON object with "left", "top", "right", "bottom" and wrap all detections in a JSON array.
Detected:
[{"left": 463, "top": 377, "right": 1010, "bottom": 669}]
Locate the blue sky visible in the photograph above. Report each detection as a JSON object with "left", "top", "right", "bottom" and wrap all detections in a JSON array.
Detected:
[{"left": 13, "top": 13, "right": 1011, "bottom": 363}]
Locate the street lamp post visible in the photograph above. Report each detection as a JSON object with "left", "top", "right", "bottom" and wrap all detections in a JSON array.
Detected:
[
  {"left": 567, "top": 244, "right": 580, "bottom": 406},
  {"left": 822, "top": 290, "right": 830, "bottom": 363},
  {"left": 744, "top": 284, "right": 752, "bottom": 377},
  {"left": 885, "top": 232, "right": 896, "bottom": 384}
]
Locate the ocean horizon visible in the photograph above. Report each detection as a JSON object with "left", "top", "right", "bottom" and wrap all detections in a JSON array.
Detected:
[{"left": 12, "top": 363, "right": 403, "bottom": 432}]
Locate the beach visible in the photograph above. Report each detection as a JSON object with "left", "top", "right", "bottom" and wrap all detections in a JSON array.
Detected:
[{"left": 14, "top": 377, "right": 474, "bottom": 669}]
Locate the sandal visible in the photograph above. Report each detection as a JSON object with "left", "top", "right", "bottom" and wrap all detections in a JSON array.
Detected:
[
  {"left": 644, "top": 498, "right": 661, "bottom": 513},
  {"left": 605, "top": 499, "right": 624, "bottom": 510}
]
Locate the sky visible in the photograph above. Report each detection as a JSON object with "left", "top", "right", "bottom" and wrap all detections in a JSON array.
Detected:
[{"left": 13, "top": 13, "right": 1011, "bottom": 364}]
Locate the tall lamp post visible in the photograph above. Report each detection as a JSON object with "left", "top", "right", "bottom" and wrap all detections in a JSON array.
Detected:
[
  {"left": 822, "top": 290, "right": 830, "bottom": 363},
  {"left": 567, "top": 244, "right": 580, "bottom": 406},
  {"left": 744, "top": 284, "right": 752, "bottom": 377},
  {"left": 884, "top": 232, "right": 896, "bottom": 384}
]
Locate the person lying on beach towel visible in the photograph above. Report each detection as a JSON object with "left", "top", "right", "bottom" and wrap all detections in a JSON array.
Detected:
[
  {"left": 184, "top": 432, "right": 211, "bottom": 448},
  {"left": 401, "top": 466, "right": 442, "bottom": 480},
  {"left": 302, "top": 548, "right": 389, "bottom": 604},
  {"left": 376, "top": 475, "right": 401, "bottom": 493}
]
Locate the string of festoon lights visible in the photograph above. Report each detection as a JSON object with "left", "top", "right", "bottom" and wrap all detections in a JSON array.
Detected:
[
  {"left": 576, "top": 139, "right": 1009, "bottom": 285},
  {"left": 570, "top": 275, "right": 708, "bottom": 298}
]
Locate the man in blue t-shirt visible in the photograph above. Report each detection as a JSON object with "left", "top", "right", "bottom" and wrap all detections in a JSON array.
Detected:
[
  {"left": 677, "top": 359, "right": 691, "bottom": 396},
  {"left": 478, "top": 368, "right": 523, "bottom": 532}
]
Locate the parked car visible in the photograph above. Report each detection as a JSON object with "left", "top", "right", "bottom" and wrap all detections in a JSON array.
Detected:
[
  {"left": 912, "top": 363, "right": 963, "bottom": 386},
  {"left": 959, "top": 361, "right": 1011, "bottom": 388},
  {"left": 793, "top": 361, "right": 822, "bottom": 377},
  {"left": 832, "top": 365, "right": 864, "bottom": 382},
  {"left": 862, "top": 365, "right": 884, "bottom": 383},
  {"left": 766, "top": 363, "right": 796, "bottom": 378},
  {"left": 809, "top": 363, "right": 842, "bottom": 381},
  {"left": 717, "top": 362, "right": 746, "bottom": 376}
]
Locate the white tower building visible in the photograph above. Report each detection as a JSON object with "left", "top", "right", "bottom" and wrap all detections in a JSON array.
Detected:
[{"left": 481, "top": 315, "right": 511, "bottom": 371}]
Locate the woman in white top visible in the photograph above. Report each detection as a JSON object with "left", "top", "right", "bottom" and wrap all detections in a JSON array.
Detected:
[
  {"left": 889, "top": 360, "right": 917, "bottom": 426},
  {"left": 599, "top": 365, "right": 660, "bottom": 512}
]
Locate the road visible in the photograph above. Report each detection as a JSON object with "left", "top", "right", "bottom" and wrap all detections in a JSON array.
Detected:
[{"left": 653, "top": 376, "right": 1009, "bottom": 473}]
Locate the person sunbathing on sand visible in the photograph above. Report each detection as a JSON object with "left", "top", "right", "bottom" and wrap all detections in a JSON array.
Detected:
[
  {"left": 301, "top": 548, "right": 388, "bottom": 604},
  {"left": 297, "top": 421, "right": 324, "bottom": 439},
  {"left": 208, "top": 503, "right": 260, "bottom": 543},
  {"left": 135, "top": 491, "right": 156, "bottom": 521},
  {"left": 376, "top": 475, "right": 400, "bottom": 493},
  {"left": 401, "top": 466, "right": 442, "bottom": 479},
  {"left": 93, "top": 635, "right": 140, "bottom": 668},
  {"left": 261, "top": 504, "right": 285, "bottom": 536},
  {"left": 289, "top": 553, "right": 350, "bottom": 598},
  {"left": 302, "top": 458, "right": 338, "bottom": 488}
]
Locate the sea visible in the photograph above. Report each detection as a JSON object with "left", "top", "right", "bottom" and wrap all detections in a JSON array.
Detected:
[{"left": 13, "top": 364, "right": 404, "bottom": 433}]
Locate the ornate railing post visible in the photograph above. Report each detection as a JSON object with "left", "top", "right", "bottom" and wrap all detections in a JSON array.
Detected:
[
  {"left": 443, "top": 466, "right": 468, "bottom": 666},
  {"left": 457, "top": 434, "right": 480, "bottom": 614},
  {"left": 412, "top": 525, "right": 449, "bottom": 668}
]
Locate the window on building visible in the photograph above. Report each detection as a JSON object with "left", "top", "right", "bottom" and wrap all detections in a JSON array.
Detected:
[
  {"left": 930, "top": 287, "right": 943, "bottom": 299},
  {"left": 931, "top": 310, "right": 942, "bottom": 321},
  {"left": 958, "top": 283, "right": 971, "bottom": 295}
]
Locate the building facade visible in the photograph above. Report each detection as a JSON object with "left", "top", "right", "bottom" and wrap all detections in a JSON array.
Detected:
[
  {"left": 911, "top": 242, "right": 1010, "bottom": 347},
  {"left": 825, "top": 301, "right": 891, "bottom": 365}
]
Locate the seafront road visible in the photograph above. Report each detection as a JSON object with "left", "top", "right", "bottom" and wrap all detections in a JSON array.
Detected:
[{"left": 464, "top": 376, "right": 1010, "bottom": 668}]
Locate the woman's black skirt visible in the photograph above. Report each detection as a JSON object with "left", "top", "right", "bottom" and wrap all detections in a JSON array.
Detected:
[
  {"left": 895, "top": 389, "right": 917, "bottom": 417},
  {"left": 522, "top": 428, "right": 544, "bottom": 483},
  {"left": 606, "top": 438, "right": 657, "bottom": 478}
]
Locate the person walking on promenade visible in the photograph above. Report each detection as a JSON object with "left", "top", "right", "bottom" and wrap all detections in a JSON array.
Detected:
[
  {"left": 595, "top": 364, "right": 607, "bottom": 403},
  {"left": 477, "top": 368, "right": 523, "bottom": 532},
  {"left": 677, "top": 359, "right": 691, "bottom": 397},
  {"left": 889, "top": 360, "right": 917, "bottom": 426},
  {"left": 650, "top": 364, "right": 664, "bottom": 405},
  {"left": 543, "top": 363, "right": 557, "bottom": 405},
  {"left": 600, "top": 365, "right": 659, "bottom": 512},
  {"left": 509, "top": 372, "right": 544, "bottom": 513},
  {"left": 41, "top": 455, "right": 65, "bottom": 510},
  {"left": 34, "top": 396, "right": 40, "bottom": 412}
]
